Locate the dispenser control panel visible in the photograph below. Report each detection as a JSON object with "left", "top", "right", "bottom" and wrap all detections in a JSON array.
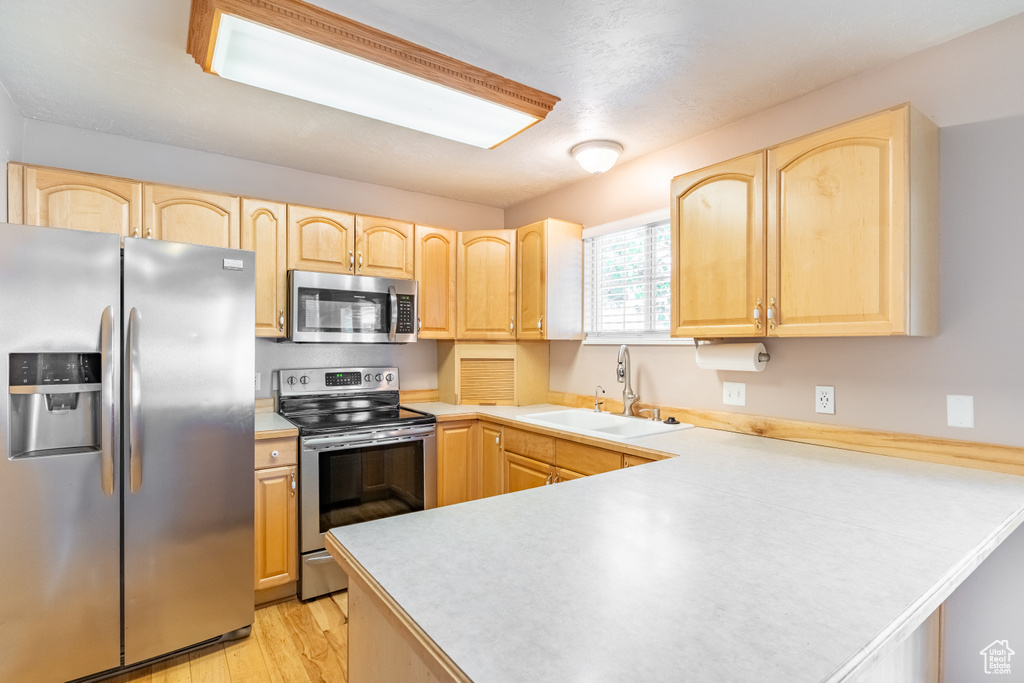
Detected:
[{"left": 9, "top": 353, "right": 101, "bottom": 387}]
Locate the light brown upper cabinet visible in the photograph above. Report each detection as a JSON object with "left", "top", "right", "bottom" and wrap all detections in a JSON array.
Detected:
[
  {"left": 670, "top": 104, "right": 938, "bottom": 338},
  {"left": 287, "top": 204, "right": 356, "bottom": 275},
  {"left": 415, "top": 224, "right": 457, "bottom": 339},
  {"left": 143, "top": 184, "right": 240, "bottom": 248},
  {"left": 515, "top": 219, "right": 584, "bottom": 340},
  {"left": 457, "top": 230, "right": 517, "bottom": 340},
  {"left": 354, "top": 215, "right": 414, "bottom": 279},
  {"left": 241, "top": 199, "right": 288, "bottom": 338},
  {"left": 670, "top": 152, "right": 766, "bottom": 338},
  {"left": 10, "top": 163, "right": 142, "bottom": 239}
]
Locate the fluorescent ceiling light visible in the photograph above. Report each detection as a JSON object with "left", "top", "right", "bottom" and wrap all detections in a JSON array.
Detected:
[
  {"left": 188, "top": 1, "right": 560, "bottom": 149},
  {"left": 571, "top": 140, "right": 623, "bottom": 175}
]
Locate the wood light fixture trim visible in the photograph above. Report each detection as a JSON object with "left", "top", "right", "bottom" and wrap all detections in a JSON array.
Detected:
[{"left": 187, "top": 0, "right": 560, "bottom": 120}]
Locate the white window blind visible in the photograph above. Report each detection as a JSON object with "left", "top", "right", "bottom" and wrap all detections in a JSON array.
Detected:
[{"left": 584, "top": 219, "right": 671, "bottom": 340}]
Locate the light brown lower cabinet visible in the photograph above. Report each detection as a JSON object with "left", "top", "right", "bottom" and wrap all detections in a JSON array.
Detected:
[
  {"left": 254, "top": 436, "right": 298, "bottom": 601},
  {"left": 480, "top": 421, "right": 504, "bottom": 498},
  {"left": 437, "top": 420, "right": 479, "bottom": 507}
]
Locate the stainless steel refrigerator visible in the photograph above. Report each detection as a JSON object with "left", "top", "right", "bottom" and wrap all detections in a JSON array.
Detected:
[{"left": 0, "top": 223, "right": 255, "bottom": 682}]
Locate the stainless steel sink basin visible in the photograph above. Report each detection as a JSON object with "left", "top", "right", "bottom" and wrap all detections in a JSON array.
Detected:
[{"left": 515, "top": 409, "right": 692, "bottom": 441}]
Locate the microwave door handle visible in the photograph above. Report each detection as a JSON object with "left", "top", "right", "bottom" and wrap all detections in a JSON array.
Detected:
[
  {"left": 388, "top": 285, "right": 398, "bottom": 341},
  {"left": 99, "top": 305, "right": 115, "bottom": 496}
]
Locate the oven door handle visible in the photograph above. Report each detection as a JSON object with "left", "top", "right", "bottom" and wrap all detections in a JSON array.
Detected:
[
  {"left": 388, "top": 285, "right": 398, "bottom": 342},
  {"left": 303, "top": 425, "right": 436, "bottom": 449}
]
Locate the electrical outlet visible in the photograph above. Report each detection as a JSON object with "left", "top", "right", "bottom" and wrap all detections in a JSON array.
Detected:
[
  {"left": 723, "top": 382, "right": 746, "bottom": 406},
  {"left": 947, "top": 395, "right": 974, "bottom": 428},
  {"left": 255, "top": 372, "right": 261, "bottom": 391},
  {"left": 815, "top": 386, "right": 835, "bottom": 415}
]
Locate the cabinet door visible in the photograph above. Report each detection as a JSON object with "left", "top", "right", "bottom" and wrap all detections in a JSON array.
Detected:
[
  {"left": 241, "top": 199, "right": 288, "bottom": 338},
  {"left": 287, "top": 204, "right": 356, "bottom": 274},
  {"left": 20, "top": 165, "right": 142, "bottom": 238},
  {"left": 670, "top": 152, "right": 766, "bottom": 337},
  {"left": 355, "top": 215, "right": 414, "bottom": 279},
  {"left": 480, "top": 422, "right": 503, "bottom": 498},
  {"left": 254, "top": 465, "right": 298, "bottom": 591},
  {"left": 414, "top": 225, "right": 457, "bottom": 339},
  {"left": 555, "top": 440, "right": 621, "bottom": 476},
  {"left": 554, "top": 467, "right": 585, "bottom": 483},
  {"left": 437, "top": 421, "right": 478, "bottom": 507},
  {"left": 505, "top": 452, "right": 552, "bottom": 494},
  {"left": 143, "top": 184, "right": 240, "bottom": 248},
  {"left": 767, "top": 107, "right": 907, "bottom": 336},
  {"left": 457, "top": 230, "right": 517, "bottom": 340},
  {"left": 623, "top": 454, "right": 655, "bottom": 468},
  {"left": 516, "top": 221, "right": 546, "bottom": 340}
]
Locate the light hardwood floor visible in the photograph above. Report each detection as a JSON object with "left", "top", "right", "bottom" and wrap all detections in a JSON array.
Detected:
[{"left": 112, "top": 593, "right": 349, "bottom": 683}]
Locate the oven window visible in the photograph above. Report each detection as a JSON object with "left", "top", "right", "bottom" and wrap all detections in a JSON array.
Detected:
[
  {"left": 297, "top": 287, "right": 386, "bottom": 333},
  {"left": 318, "top": 441, "right": 425, "bottom": 531}
]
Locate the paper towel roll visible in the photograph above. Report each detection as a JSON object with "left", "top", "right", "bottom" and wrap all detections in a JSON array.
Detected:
[{"left": 695, "top": 342, "right": 769, "bottom": 372}]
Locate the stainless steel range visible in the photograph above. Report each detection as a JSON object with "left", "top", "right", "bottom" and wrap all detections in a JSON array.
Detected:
[{"left": 278, "top": 366, "right": 437, "bottom": 600}]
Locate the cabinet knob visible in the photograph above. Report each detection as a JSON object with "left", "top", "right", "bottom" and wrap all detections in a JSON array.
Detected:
[{"left": 271, "top": 450, "right": 279, "bottom": 458}]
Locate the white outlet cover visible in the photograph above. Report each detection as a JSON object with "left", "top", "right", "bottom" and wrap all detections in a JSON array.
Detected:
[
  {"left": 947, "top": 395, "right": 975, "bottom": 428},
  {"left": 815, "top": 385, "right": 835, "bottom": 415},
  {"left": 255, "top": 372, "right": 261, "bottom": 391},
  {"left": 723, "top": 381, "right": 746, "bottom": 406}
]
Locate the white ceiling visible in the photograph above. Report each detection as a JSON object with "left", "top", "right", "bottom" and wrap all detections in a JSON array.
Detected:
[{"left": 1, "top": 0, "right": 1023, "bottom": 209}]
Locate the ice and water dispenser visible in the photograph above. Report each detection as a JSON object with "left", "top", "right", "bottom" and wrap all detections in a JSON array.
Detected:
[{"left": 8, "top": 353, "right": 102, "bottom": 458}]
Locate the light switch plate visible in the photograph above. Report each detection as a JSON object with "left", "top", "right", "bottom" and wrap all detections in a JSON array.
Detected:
[
  {"left": 947, "top": 395, "right": 974, "bottom": 428},
  {"left": 723, "top": 382, "right": 746, "bottom": 406},
  {"left": 815, "top": 386, "right": 835, "bottom": 415},
  {"left": 255, "top": 372, "right": 261, "bottom": 391}
]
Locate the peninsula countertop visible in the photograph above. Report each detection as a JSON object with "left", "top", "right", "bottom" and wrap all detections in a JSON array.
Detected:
[{"left": 329, "top": 409, "right": 1024, "bottom": 682}]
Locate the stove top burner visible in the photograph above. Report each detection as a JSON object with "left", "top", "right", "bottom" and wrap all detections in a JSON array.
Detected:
[{"left": 278, "top": 389, "right": 435, "bottom": 437}]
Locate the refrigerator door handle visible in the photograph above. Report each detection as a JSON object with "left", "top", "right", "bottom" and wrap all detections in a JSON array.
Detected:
[
  {"left": 127, "top": 307, "right": 143, "bottom": 494},
  {"left": 388, "top": 285, "right": 398, "bottom": 342},
  {"left": 100, "top": 306, "right": 116, "bottom": 496}
]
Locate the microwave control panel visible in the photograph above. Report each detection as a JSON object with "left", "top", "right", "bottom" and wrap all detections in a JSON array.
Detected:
[{"left": 396, "top": 294, "right": 415, "bottom": 334}]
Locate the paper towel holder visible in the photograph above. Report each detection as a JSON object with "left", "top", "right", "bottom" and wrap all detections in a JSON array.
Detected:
[{"left": 694, "top": 339, "right": 770, "bottom": 364}]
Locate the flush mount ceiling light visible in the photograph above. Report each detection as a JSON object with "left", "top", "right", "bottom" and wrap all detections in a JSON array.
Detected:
[
  {"left": 570, "top": 140, "right": 623, "bottom": 175},
  {"left": 187, "top": 0, "right": 560, "bottom": 149}
]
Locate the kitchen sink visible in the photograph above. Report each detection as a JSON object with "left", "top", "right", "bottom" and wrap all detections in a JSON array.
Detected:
[{"left": 516, "top": 409, "right": 692, "bottom": 441}]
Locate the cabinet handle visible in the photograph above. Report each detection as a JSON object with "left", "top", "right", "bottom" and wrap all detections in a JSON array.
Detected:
[
  {"left": 510, "top": 317, "right": 515, "bottom": 332},
  {"left": 537, "top": 315, "right": 543, "bottom": 331},
  {"left": 132, "top": 228, "right": 139, "bottom": 238},
  {"left": 754, "top": 298, "right": 762, "bottom": 331},
  {"left": 146, "top": 228, "right": 152, "bottom": 239},
  {"left": 279, "top": 309, "right": 285, "bottom": 331},
  {"left": 545, "top": 472, "right": 553, "bottom": 485},
  {"left": 553, "top": 474, "right": 561, "bottom": 484},
  {"left": 290, "top": 472, "right": 296, "bottom": 495},
  {"left": 358, "top": 252, "right": 363, "bottom": 271},
  {"left": 349, "top": 251, "right": 354, "bottom": 270},
  {"left": 768, "top": 297, "right": 777, "bottom": 331},
  {"left": 624, "top": 461, "right": 632, "bottom": 468},
  {"left": 271, "top": 450, "right": 279, "bottom": 458},
  {"left": 495, "top": 435, "right": 500, "bottom": 445}
]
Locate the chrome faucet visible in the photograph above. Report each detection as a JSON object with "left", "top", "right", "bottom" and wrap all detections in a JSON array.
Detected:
[
  {"left": 594, "top": 385, "right": 605, "bottom": 413},
  {"left": 616, "top": 344, "right": 639, "bottom": 417}
]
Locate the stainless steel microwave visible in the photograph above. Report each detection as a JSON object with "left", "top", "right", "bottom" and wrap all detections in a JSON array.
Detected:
[{"left": 287, "top": 271, "right": 418, "bottom": 343}]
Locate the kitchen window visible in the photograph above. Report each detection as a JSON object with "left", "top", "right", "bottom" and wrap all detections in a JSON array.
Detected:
[{"left": 583, "top": 215, "right": 678, "bottom": 343}]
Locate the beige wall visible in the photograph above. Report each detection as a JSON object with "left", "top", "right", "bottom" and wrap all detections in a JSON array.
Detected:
[
  {"left": 512, "top": 13, "right": 1024, "bottom": 447},
  {"left": 0, "top": 78, "right": 23, "bottom": 214},
  {"left": 20, "top": 119, "right": 503, "bottom": 232}
]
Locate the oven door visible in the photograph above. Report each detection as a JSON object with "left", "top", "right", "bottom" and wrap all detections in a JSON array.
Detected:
[
  {"left": 299, "top": 427, "right": 437, "bottom": 554},
  {"left": 288, "top": 270, "right": 417, "bottom": 343}
]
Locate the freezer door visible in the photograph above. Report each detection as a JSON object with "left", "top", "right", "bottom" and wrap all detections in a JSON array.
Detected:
[
  {"left": 122, "top": 238, "right": 255, "bottom": 664},
  {"left": 0, "top": 224, "right": 122, "bottom": 683}
]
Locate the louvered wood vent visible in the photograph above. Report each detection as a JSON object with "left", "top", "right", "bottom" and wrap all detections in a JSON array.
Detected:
[{"left": 459, "top": 358, "right": 515, "bottom": 405}]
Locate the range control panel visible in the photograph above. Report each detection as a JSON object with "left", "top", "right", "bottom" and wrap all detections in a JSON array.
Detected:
[
  {"left": 280, "top": 366, "right": 400, "bottom": 396},
  {"left": 396, "top": 294, "right": 415, "bottom": 334},
  {"left": 9, "top": 353, "right": 101, "bottom": 387}
]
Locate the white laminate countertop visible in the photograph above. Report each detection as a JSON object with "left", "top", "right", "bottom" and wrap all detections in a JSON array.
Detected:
[
  {"left": 330, "top": 408, "right": 1024, "bottom": 683},
  {"left": 254, "top": 411, "right": 298, "bottom": 435}
]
